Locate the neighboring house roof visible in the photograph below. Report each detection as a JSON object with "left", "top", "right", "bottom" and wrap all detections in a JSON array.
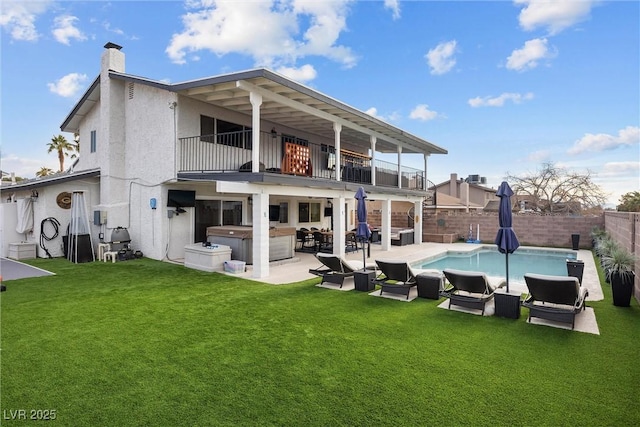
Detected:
[
  {"left": 61, "top": 68, "right": 447, "bottom": 157},
  {"left": 483, "top": 200, "right": 501, "bottom": 211},
  {"left": 0, "top": 168, "right": 100, "bottom": 193},
  {"left": 428, "top": 192, "right": 483, "bottom": 210},
  {"left": 431, "top": 179, "right": 496, "bottom": 194}
]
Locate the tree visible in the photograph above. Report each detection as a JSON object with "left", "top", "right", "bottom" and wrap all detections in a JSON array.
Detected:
[
  {"left": 36, "top": 167, "right": 54, "bottom": 177},
  {"left": 617, "top": 191, "right": 640, "bottom": 212},
  {"left": 70, "top": 132, "right": 80, "bottom": 160},
  {"left": 47, "top": 134, "right": 74, "bottom": 172},
  {"left": 506, "top": 162, "right": 607, "bottom": 214}
]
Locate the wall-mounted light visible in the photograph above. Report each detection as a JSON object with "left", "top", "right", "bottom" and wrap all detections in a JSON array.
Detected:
[
  {"left": 271, "top": 127, "right": 277, "bottom": 140},
  {"left": 31, "top": 190, "right": 39, "bottom": 202},
  {"left": 248, "top": 196, "right": 253, "bottom": 205}
]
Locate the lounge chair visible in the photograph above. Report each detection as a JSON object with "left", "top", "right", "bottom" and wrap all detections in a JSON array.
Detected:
[
  {"left": 522, "top": 273, "right": 588, "bottom": 330},
  {"left": 309, "top": 253, "right": 368, "bottom": 288},
  {"left": 373, "top": 260, "right": 417, "bottom": 300},
  {"left": 441, "top": 269, "right": 506, "bottom": 315}
]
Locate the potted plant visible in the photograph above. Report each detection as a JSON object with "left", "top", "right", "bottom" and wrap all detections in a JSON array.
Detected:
[{"left": 602, "top": 245, "right": 637, "bottom": 307}]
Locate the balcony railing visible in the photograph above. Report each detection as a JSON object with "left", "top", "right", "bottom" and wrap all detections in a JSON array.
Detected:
[{"left": 178, "top": 130, "right": 426, "bottom": 190}]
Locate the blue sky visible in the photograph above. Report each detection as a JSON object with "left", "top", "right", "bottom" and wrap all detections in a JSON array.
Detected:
[{"left": 1, "top": 0, "right": 638, "bottom": 207}]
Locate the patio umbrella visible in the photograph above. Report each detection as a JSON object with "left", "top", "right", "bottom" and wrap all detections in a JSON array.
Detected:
[
  {"left": 494, "top": 181, "right": 520, "bottom": 293},
  {"left": 355, "top": 187, "right": 371, "bottom": 268}
]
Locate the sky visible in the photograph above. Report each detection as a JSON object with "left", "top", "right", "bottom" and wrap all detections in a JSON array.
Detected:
[{"left": 1, "top": 0, "right": 638, "bottom": 207}]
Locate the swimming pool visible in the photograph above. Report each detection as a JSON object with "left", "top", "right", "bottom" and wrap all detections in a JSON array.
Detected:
[{"left": 414, "top": 246, "right": 577, "bottom": 285}]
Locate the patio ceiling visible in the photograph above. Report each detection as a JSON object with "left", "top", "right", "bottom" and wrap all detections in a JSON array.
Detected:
[{"left": 171, "top": 69, "right": 447, "bottom": 156}]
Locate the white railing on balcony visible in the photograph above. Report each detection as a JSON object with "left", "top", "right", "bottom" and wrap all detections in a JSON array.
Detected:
[{"left": 178, "top": 131, "right": 426, "bottom": 190}]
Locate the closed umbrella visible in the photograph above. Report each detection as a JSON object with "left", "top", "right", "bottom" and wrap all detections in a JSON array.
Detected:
[
  {"left": 494, "top": 181, "right": 520, "bottom": 292},
  {"left": 355, "top": 187, "right": 371, "bottom": 269}
]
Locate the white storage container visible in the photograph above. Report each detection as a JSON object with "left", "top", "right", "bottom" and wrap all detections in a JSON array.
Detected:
[{"left": 224, "top": 260, "right": 246, "bottom": 274}]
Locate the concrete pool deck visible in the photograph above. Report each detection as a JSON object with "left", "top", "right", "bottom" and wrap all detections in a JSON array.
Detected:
[{"left": 231, "top": 242, "right": 604, "bottom": 302}]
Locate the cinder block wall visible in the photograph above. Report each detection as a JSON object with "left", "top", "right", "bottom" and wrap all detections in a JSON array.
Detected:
[
  {"left": 605, "top": 211, "right": 639, "bottom": 301},
  {"left": 421, "top": 212, "right": 603, "bottom": 249}
]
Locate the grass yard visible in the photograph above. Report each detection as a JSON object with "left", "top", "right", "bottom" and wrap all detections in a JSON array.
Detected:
[{"left": 1, "top": 255, "right": 639, "bottom": 426}]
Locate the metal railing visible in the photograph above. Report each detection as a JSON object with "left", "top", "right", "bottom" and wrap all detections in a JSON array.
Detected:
[{"left": 178, "top": 131, "right": 425, "bottom": 190}]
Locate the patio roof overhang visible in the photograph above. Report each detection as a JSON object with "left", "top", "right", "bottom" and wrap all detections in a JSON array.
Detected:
[{"left": 62, "top": 68, "right": 447, "bottom": 158}]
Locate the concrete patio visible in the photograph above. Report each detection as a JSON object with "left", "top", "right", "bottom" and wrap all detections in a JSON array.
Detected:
[{"left": 230, "top": 242, "right": 603, "bottom": 302}]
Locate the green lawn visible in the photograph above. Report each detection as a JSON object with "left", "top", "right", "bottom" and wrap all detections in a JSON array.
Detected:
[{"left": 1, "top": 255, "right": 638, "bottom": 426}]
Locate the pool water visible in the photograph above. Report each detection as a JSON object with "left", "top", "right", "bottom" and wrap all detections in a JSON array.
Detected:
[{"left": 415, "top": 247, "right": 577, "bottom": 285}]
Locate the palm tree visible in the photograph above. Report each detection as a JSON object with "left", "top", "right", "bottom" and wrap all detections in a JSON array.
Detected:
[
  {"left": 47, "top": 134, "right": 74, "bottom": 172},
  {"left": 36, "top": 167, "right": 54, "bottom": 177},
  {"left": 71, "top": 132, "right": 80, "bottom": 160}
]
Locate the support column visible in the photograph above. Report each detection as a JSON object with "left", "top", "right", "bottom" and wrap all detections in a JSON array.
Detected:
[
  {"left": 252, "top": 192, "right": 269, "bottom": 278},
  {"left": 381, "top": 199, "right": 392, "bottom": 251},
  {"left": 423, "top": 153, "right": 429, "bottom": 191},
  {"left": 334, "top": 122, "right": 342, "bottom": 182},
  {"left": 397, "top": 145, "right": 403, "bottom": 189},
  {"left": 334, "top": 196, "right": 346, "bottom": 257},
  {"left": 250, "top": 92, "right": 262, "bottom": 173},
  {"left": 370, "top": 135, "right": 376, "bottom": 186},
  {"left": 414, "top": 200, "right": 423, "bottom": 244}
]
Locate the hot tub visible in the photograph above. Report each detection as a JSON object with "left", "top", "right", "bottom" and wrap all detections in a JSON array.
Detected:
[{"left": 206, "top": 226, "right": 296, "bottom": 264}]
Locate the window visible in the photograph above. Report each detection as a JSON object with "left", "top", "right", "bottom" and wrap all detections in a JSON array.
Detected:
[
  {"left": 200, "top": 115, "right": 252, "bottom": 149},
  {"left": 298, "top": 202, "right": 320, "bottom": 223},
  {"left": 89, "top": 130, "right": 97, "bottom": 153},
  {"left": 279, "top": 202, "right": 288, "bottom": 223},
  {"left": 217, "top": 119, "right": 252, "bottom": 150},
  {"left": 194, "top": 199, "right": 243, "bottom": 242},
  {"left": 200, "top": 115, "right": 215, "bottom": 143}
]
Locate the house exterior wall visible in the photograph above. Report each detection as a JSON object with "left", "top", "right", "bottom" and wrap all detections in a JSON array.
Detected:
[{"left": 1, "top": 181, "right": 100, "bottom": 259}]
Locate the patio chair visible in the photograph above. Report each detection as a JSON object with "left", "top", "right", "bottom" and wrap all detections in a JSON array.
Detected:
[
  {"left": 441, "top": 269, "right": 506, "bottom": 315},
  {"left": 522, "top": 273, "right": 589, "bottom": 330},
  {"left": 313, "top": 231, "right": 332, "bottom": 253},
  {"left": 309, "top": 253, "right": 368, "bottom": 288},
  {"left": 373, "top": 260, "right": 417, "bottom": 300},
  {"left": 296, "top": 229, "right": 315, "bottom": 252}
]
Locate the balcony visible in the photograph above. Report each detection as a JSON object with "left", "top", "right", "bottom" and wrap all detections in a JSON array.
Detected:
[{"left": 178, "top": 130, "right": 426, "bottom": 191}]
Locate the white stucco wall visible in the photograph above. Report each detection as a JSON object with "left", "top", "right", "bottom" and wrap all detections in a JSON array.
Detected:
[{"left": 0, "top": 180, "right": 100, "bottom": 259}]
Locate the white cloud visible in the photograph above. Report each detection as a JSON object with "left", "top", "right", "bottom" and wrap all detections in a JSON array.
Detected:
[
  {"left": 600, "top": 161, "right": 640, "bottom": 177},
  {"left": 365, "top": 107, "right": 384, "bottom": 120},
  {"left": 365, "top": 107, "right": 399, "bottom": 123},
  {"left": 527, "top": 149, "right": 551, "bottom": 163},
  {"left": 166, "top": 0, "right": 356, "bottom": 69},
  {"left": 425, "top": 40, "right": 457, "bottom": 75},
  {"left": 47, "top": 73, "right": 88, "bottom": 98},
  {"left": 506, "top": 38, "right": 555, "bottom": 71},
  {"left": 0, "top": 1, "right": 51, "bottom": 42},
  {"left": 52, "top": 15, "right": 86, "bottom": 45},
  {"left": 409, "top": 104, "right": 440, "bottom": 121},
  {"left": 515, "top": 0, "right": 594, "bottom": 35},
  {"left": 384, "top": 0, "right": 401, "bottom": 20},
  {"left": 468, "top": 92, "right": 534, "bottom": 107},
  {"left": 568, "top": 126, "right": 640, "bottom": 154},
  {"left": 0, "top": 153, "right": 58, "bottom": 179},
  {"left": 275, "top": 64, "right": 317, "bottom": 83}
]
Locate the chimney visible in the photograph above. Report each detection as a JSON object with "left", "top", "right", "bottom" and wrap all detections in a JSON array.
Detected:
[
  {"left": 101, "top": 42, "right": 125, "bottom": 74},
  {"left": 449, "top": 173, "right": 458, "bottom": 197},
  {"left": 460, "top": 181, "right": 470, "bottom": 212}
]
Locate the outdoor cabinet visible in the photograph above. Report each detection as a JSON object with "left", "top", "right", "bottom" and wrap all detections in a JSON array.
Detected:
[
  {"left": 416, "top": 272, "right": 442, "bottom": 299},
  {"left": 354, "top": 270, "right": 375, "bottom": 291},
  {"left": 494, "top": 289, "right": 521, "bottom": 319}
]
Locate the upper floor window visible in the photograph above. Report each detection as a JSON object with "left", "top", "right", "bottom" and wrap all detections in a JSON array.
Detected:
[
  {"left": 90, "top": 130, "right": 97, "bottom": 153},
  {"left": 200, "top": 115, "right": 252, "bottom": 149}
]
